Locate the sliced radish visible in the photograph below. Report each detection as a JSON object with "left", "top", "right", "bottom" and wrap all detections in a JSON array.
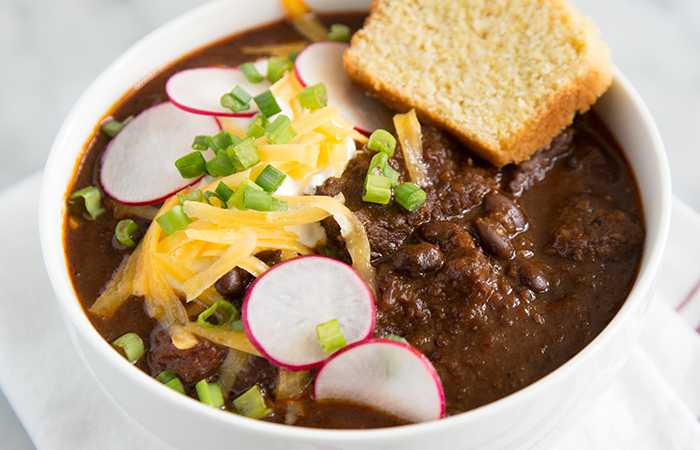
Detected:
[
  {"left": 294, "top": 42, "right": 393, "bottom": 135},
  {"left": 242, "top": 255, "right": 375, "bottom": 371},
  {"left": 100, "top": 102, "right": 220, "bottom": 205},
  {"left": 166, "top": 59, "right": 271, "bottom": 117},
  {"left": 314, "top": 338, "right": 445, "bottom": 423}
]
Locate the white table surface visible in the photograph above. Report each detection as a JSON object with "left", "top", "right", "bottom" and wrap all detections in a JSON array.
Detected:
[{"left": 1, "top": 0, "right": 698, "bottom": 448}]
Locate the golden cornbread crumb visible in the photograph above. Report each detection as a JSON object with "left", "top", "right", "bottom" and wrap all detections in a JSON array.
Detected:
[{"left": 343, "top": 0, "right": 613, "bottom": 166}]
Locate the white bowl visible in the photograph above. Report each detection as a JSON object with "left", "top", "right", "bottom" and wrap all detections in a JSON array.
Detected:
[{"left": 39, "top": 0, "right": 672, "bottom": 448}]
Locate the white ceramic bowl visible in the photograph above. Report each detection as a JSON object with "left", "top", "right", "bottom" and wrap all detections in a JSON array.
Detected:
[{"left": 39, "top": 0, "right": 672, "bottom": 448}]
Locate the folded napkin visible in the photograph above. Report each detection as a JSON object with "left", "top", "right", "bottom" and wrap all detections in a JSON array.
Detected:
[{"left": 1, "top": 172, "right": 699, "bottom": 449}]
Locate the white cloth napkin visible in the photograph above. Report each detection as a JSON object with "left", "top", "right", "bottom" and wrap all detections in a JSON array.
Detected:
[{"left": 1, "top": 172, "right": 700, "bottom": 449}]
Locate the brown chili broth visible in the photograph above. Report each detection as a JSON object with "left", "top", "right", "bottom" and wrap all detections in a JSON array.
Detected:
[{"left": 64, "top": 12, "right": 644, "bottom": 428}]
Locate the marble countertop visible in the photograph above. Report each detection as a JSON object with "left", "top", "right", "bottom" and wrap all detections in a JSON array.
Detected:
[{"left": 1, "top": 0, "right": 698, "bottom": 448}]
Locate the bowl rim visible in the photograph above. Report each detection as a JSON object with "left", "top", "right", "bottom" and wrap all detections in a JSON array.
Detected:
[{"left": 39, "top": 0, "right": 672, "bottom": 443}]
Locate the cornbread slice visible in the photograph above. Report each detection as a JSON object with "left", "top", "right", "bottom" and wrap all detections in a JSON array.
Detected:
[{"left": 343, "top": 0, "right": 613, "bottom": 166}]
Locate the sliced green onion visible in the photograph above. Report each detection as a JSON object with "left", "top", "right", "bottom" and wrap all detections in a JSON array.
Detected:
[
  {"left": 368, "top": 151, "right": 389, "bottom": 176},
  {"left": 228, "top": 178, "right": 263, "bottom": 210},
  {"left": 266, "top": 56, "right": 294, "bottom": 83},
  {"left": 247, "top": 115, "right": 270, "bottom": 139},
  {"left": 215, "top": 182, "right": 235, "bottom": 202},
  {"left": 197, "top": 300, "right": 237, "bottom": 328},
  {"left": 112, "top": 333, "right": 144, "bottom": 363},
  {"left": 221, "top": 85, "right": 253, "bottom": 113},
  {"left": 175, "top": 151, "right": 207, "bottom": 179},
  {"left": 196, "top": 380, "right": 225, "bottom": 408},
  {"left": 367, "top": 129, "right": 396, "bottom": 156},
  {"left": 192, "top": 135, "right": 212, "bottom": 150},
  {"left": 233, "top": 385, "right": 272, "bottom": 419},
  {"left": 101, "top": 115, "right": 133, "bottom": 138},
  {"left": 385, "top": 334, "right": 409, "bottom": 345},
  {"left": 264, "top": 115, "right": 296, "bottom": 144},
  {"left": 227, "top": 136, "right": 260, "bottom": 172},
  {"left": 114, "top": 219, "right": 139, "bottom": 247},
  {"left": 316, "top": 319, "right": 346, "bottom": 354},
  {"left": 69, "top": 186, "right": 105, "bottom": 220},
  {"left": 297, "top": 83, "right": 327, "bottom": 110},
  {"left": 204, "top": 191, "right": 226, "bottom": 208},
  {"left": 212, "top": 130, "right": 239, "bottom": 151},
  {"left": 270, "top": 197, "right": 288, "bottom": 212},
  {"left": 288, "top": 50, "right": 301, "bottom": 62},
  {"left": 383, "top": 164, "right": 399, "bottom": 187},
  {"left": 395, "top": 182, "right": 427, "bottom": 212},
  {"left": 156, "top": 204, "right": 192, "bottom": 235},
  {"left": 243, "top": 188, "right": 272, "bottom": 211},
  {"left": 328, "top": 23, "right": 352, "bottom": 42},
  {"left": 155, "top": 369, "right": 186, "bottom": 394},
  {"left": 206, "top": 151, "right": 236, "bottom": 177},
  {"left": 178, "top": 189, "right": 204, "bottom": 204},
  {"left": 240, "top": 62, "right": 263, "bottom": 83},
  {"left": 255, "top": 164, "right": 286, "bottom": 193},
  {"left": 254, "top": 90, "right": 282, "bottom": 118},
  {"left": 362, "top": 174, "right": 392, "bottom": 204},
  {"left": 228, "top": 319, "right": 244, "bottom": 331}
]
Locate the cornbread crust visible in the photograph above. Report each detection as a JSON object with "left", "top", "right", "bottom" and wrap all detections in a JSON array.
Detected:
[{"left": 343, "top": 0, "right": 613, "bottom": 167}]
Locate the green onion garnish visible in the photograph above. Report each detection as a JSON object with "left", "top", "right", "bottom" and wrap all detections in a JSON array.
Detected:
[
  {"left": 243, "top": 188, "right": 273, "bottom": 211},
  {"left": 112, "top": 333, "right": 144, "bottom": 363},
  {"left": 195, "top": 380, "right": 225, "bottom": 408},
  {"left": 175, "top": 151, "right": 207, "bottom": 179},
  {"left": 288, "top": 50, "right": 301, "bottom": 62},
  {"left": 221, "top": 85, "right": 253, "bottom": 113},
  {"left": 204, "top": 191, "right": 226, "bottom": 208},
  {"left": 240, "top": 62, "right": 263, "bottom": 83},
  {"left": 385, "top": 334, "right": 409, "bottom": 345},
  {"left": 229, "top": 319, "right": 244, "bottom": 331},
  {"left": 232, "top": 385, "right": 272, "bottom": 419},
  {"left": 264, "top": 115, "right": 297, "bottom": 144},
  {"left": 197, "top": 300, "right": 237, "bottom": 328},
  {"left": 328, "top": 23, "right": 352, "bottom": 42},
  {"left": 246, "top": 115, "right": 270, "bottom": 139},
  {"left": 155, "top": 370, "right": 186, "bottom": 394},
  {"left": 206, "top": 151, "right": 236, "bottom": 177},
  {"left": 395, "top": 182, "right": 427, "bottom": 212},
  {"left": 101, "top": 115, "right": 133, "bottom": 138},
  {"left": 266, "top": 56, "right": 294, "bottom": 83},
  {"left": 178, "top": 189, "right": 205, "bottom": 204},
  {"left": 367, "top": 129, "right": 396, "bottom": 156},
  {"left": 254, "top": 90, "right": 282, "bottom": 118},
  {"left": 316, "top": 319, "right": 346, "bottom": 354},
  {"left": 156, "top": 204, "right": 192, "bottom": 236},
  {"left": 297, "top": 83, "right": 327, "bottom": 110},
  {"left": 270, "top": 197, "right": 288, "bottom": 212},
  {"left": 362, "top": 174, "right": 392, "bottom": 205},
  {"left": 255, "top": 164, "right": 286, "bottom": 193},
  {"left": 383, "top": 164, "right": 399, "bottom": 187},
  {"left": 192, "top": 135, "right": 212, "bottom": 151},
  {"left": 215, "top": 182, "right": 235, "bottom": 202},
  {"left": 114, "top": 219, "right": 139, "bottom": 247},
  {"left": 228, "top": 178, "right": 263, "bottom": 210},
  {"left": 227, "top": 136, "right": 260, "bottom": 172},
  {"left": 368, "top": 151, "right": 389, "bottom": 176},
  {"left": 69, "top": 186, "right": 105, "bottom": 220}
]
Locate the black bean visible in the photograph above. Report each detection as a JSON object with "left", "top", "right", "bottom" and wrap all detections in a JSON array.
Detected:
[
  {"left": 391, "top": 242, "right": 445, "bottom": 276},
  {"left": 483, "top": 192, "right": 528, "bottom": 235},
  {"left": 215, "top": 267, "right": 253, "bottom": 297},
  {"left": 508, "top": 259, "right": 550, "bottom": 293},
  {"left": 472, "top": 217, "right": 515, "bottom": 259}
]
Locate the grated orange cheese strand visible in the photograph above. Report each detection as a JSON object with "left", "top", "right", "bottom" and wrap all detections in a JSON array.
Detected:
[
  {"left": 235, "top": 255, "right": 269, "bottom": 277},
  {"left": 258, "top": 144, "right": 306, "bottom": 162},
  {"left": 394, "top": 109, "right": 429, "bottom": 188},
  {"left": 180, "top": 231, "right": 257, "bottom": 301},
  {"left": 290, "top": 106, "right": 341, "bottom": 137},
  {"left": 282, "top": 195, "right": 376, "bottom": 292},
  {"left": 270, "top": 71, "right": 304, "bottom": 102},
  {"left": 183, "top": 322, "right": 262, "bottom": 356},
  {"left": 169, "top": 324, "right": 198, "bottom": 350},
  {"left": 89, "top": 246, "right": 139, "bottom": 317},
  {"left": 183, "top": 201, "right": 331, "bottom": 227}
]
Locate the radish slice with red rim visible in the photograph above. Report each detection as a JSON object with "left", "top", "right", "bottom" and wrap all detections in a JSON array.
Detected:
[
  {"left": 99, "top": 102, "right": 220, "bottom": 205},
  {"left": 294, "top": 41, "right": 393, "bottom": 135},
  {"left": 242, "top": 255, "right": 375, "bottom": 371},
  {"left": 314, "top": 338, "right": 445, "bottom": 423},
  {"left": 166, "top": 59, "right": 271, "bottom": 117}
]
